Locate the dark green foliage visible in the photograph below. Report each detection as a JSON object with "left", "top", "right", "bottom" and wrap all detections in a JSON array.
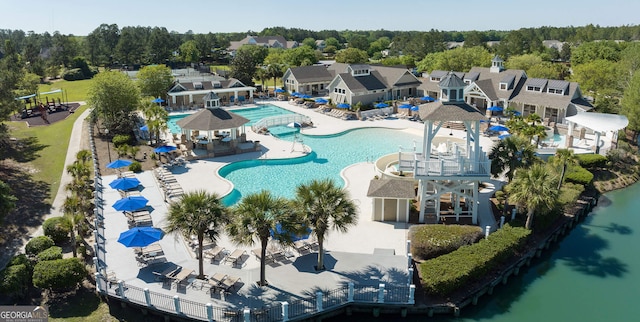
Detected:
[
  {"left": 42, "top": 216, "right": 71, "bottom": 244},
  {"left": 419, "top": 224, "right": 531, "bottom": 296},
  {"left": 576, "top": 154, "right": 608, "bottom": 169},
  {"left": 565, "top": 165, "right": 594, "bottom": 186},
  {"left": 0, "top": 264, "right": 30, "bottom": 299},
  {"left": 25, "top": 236, "right": 55, "bottom": 256},
  {"left": 111, "top": 134, "right": 132, "bottom": 147},
  {"left": 409, "top": 225, "right": 483, "bottom": 260},
  {"left": 128, "top": 161, "right": 142, "bottom": 172},
  {"left": 7, "top": 254, "right": 31, "bottom": 268},
  {"left": 558, "top": 182, "right": 585, "bottom": 207},
  {"left": 62, "top": 68, "right": 85, "bottom": 81},
  {"left": 32, "top": 258, "right": 87, "bottom": 292},
  {"left": 36, "top": 246, "right": 63, "bottom": 261}
]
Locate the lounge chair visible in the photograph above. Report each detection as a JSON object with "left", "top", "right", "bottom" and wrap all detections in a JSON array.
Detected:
[{"left": 221, "top": 275, "right": 241, "bottom": 292}]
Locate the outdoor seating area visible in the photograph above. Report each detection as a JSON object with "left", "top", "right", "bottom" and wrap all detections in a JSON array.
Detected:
[{"left": 154, "top": 167, "right": 184, "bottom": 202}]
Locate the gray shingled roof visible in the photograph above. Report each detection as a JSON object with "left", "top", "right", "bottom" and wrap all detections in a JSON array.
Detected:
[
  {"left": 429, "top": 70, "right": 448, "bottom": 78},
  {"left": 176, "top": 108, "right": 249, "bottom": 131},
  {"left": 372, "top": 65, "right": 421, "bottom": 87},
  {"left": 289, "top": 66, "right": 334, "bottom": 83},
  {"left": 467, "top": 67, "right": 527, "bottom": 101},
  {"left": 418, "top": 101, "right": 486, "bottom": 121},
  {"left": 464, "top": 72, "right": 480, "bottom": 82},
  {"left": 367, "top": 179, "right": 415, "bottom": 199},
  {"left": 338, "top": 72, "right": 387, "bottom": 91},
  {"left": 548, "top": 79, "right": 569, "bottom": 91}
]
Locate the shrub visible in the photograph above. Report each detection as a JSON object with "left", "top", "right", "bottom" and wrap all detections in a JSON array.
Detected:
[
  {"left": 112, "top": 134, "right": 132, "bottom": 147},
  {"left": 577, "top": 154, "right": 607, "bottom": 169},
  {"left": 32, "top": 258, "right": 87, "bottom": 292},
  {"left": 25, "top": 236, "right": 55, "bottom": 256},
  {"left": 419, "top": 224, "right": 531, "bottom": 296},
  {"left": 7, "top": 254, "right": 30, "bottom": 268},
  {"left": 62, "top": 68, "right": 84, "bottom": 81},
  {"left": 36, "top": 246, "right": 63, "bottom": 261},
  {"left": 565, "top": 165, "right": 594, "bottom": 186},
  {"left": 559, "top": 182, "right": 585, "bottom": 207},
  {"left": 43, "top": 216, "right": 71, "bottom": 244},
  {"left": 129, "top": 161, "right": 142, "bottom": 172},
  {"left": 410, "top": 225, "right": 483, "bottom": 260},
  {"left": 0, "top": 264, "right": 31, "bottom": 299}
]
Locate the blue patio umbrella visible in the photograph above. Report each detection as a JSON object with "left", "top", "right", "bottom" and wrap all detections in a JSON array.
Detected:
[
  {"left": 420, "top": 95, "right": 435, "bottom": 102},
  {"left": 118, "top": 227, "right": 164, "bottom": 248},
  {"left": 300, "top": 94, "right": 312, "bottom": 99},
  {"left": 398, "top": 104, "right": 412, "bottom": 109},
  {"left": 151, "top": 98, "right": 165, "bottom": 103},
  {"left": 336, "top": 103, "right": 350, "bottom": 109},
  {"left": 479, "top": 119, "right": 490, "bottom": 123},
  {"left": 315, "top": 98, "right": 328, "bottom": 104},
  {"left": 410, "top": 105, "right": 420, "bottom": 111},
  {"left": 374, "top": 102, "right": 389, "bottom": 108},
  {"left": 139, "top": 125, "right": 149, "bottom": 132},
  {"left": 109, "top": 177, "right": 141, "bottom": 191},
  {"left": 112, "top": 196, "right": 149, "bottom": 212},
  {"left": 154, "top": 145, "right": 177, "bottom": 153},
  {"left": 106, "top": 159, "right": 133, "bottom": 169},
  {"left": 270, "top": 223, "right": 311, "bottom": 242},
  {"left": 291, "top": 92, "right": 302, "bottom": 97},
  {"left": 489, "top": 125, "right": 510, "bottom": 132},
  {"left": 487, "top": 105, "right": 504, "bottom": 112},
  {"left": 498, "top": 133, "right": 512, "bottom": 140},
  {"left": 287, "top": 122, "right": 301, "bottom": 128},
  {"left": 274, "top": 88, "right": 285, "bottom": 93},
  {"left": 512, "top": 111, "right": 522, "bottom": 116}
]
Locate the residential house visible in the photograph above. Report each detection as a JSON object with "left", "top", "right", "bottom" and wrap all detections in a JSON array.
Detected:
[
  {"left": 282, "top": 65, "right": 334, "bottom": 95},
  {"left": 167, "top": 75, "right": 257, "bottom": 108},
  {"left": 315, "top": 39, "right": 326, "bottom": 51},
  {"left": 419, "top": 56, "right": 592, "bottom": 123},
  {"left": 227, "top": 35, "right": 298, "bottom": 57}
]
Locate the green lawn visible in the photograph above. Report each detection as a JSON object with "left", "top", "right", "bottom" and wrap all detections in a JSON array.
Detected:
[
  {"left": 6, "top": 104, "right": 88, "bottom": 203},
  {"left": 39, "top": 79, "right": 94, "bottom": 103}
]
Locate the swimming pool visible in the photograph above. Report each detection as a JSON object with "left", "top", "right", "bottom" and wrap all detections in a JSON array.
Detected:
[
  {"left": 542, "top": 133, "right": 566, "bottom": 147},
  {"left": 220, "top": 128, "right": 423, "bottom": 205},
  {"left": 166, "top": 104, "right": 297, "bottom": 134}
]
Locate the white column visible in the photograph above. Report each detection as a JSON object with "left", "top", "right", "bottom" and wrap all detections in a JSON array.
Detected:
[{"left": 281, "top": 302, "right": 289, "bottom": 321}]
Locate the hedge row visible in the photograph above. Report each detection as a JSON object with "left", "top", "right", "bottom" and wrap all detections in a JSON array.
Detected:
[
  {"left": 565, "top": 165, "right": 594, "bottom": 186},
  {"left": 577, "top": 154, "right": 608, "bottom": 169},
  {"left": 419, "top": 224, "right": 531, "bottom": 296},
  {"left": 409, "top": 225, "right": 483, "bottom": 260}
]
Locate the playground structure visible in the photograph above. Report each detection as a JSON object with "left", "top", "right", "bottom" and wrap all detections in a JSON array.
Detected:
[{"left": 15, "top": 89, "right": 70, "bottom": 119}]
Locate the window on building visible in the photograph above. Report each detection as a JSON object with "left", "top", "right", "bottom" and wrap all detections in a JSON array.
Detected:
[
  {"left": 526, "top": 86, "right": 542, "bottom": 92},
  {"left": 500, "top": 83, "right": 507, "bottom": 90},
  {"left": 547, "top": 88, "right": 564, "bottom": 95},
  {"left": 523, "top": 104, "right": 536, "bottom": 116},
  {"left": 545, "top": 107, "right": 559, "bottom": 122},
  {"left": 431, "top": 77, "right": 441, "bottom": 82}
]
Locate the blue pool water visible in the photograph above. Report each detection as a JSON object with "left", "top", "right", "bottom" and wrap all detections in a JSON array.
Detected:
[
  {"left": 220, "top": 128, "right": 423, "bottom": 205},
  {"left": 166, "top": 104, "right": 297, "bottom": 134}
]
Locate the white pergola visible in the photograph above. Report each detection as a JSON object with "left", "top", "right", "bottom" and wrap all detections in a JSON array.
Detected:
[{"left": 565, "top": 112, "right": 629, "bottom": 152}]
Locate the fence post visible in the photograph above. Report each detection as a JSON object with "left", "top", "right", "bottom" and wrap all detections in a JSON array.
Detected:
[
  {"left": 407, "top": 253, "right": 412, "bottom": 268},
  {"left": 206, "top": 303, "right": 213, "bottom": 322},
  {"left": 406, "top": 240, "right": 411, "bottom": 255},
  {"left": 378, "top": 284, "right": 385, "bottom": 303},
  {"left": 93, "top": 256, "right": 99, "bottom": 270},
  {"left": 316, "top": 291, "right": 323, "bottom": 312},
  {"left": 243, "top": 308, "right": 251, "bottom": 322},
  {"left": 348, "top": 282, "right": 354, "bottom": 302},
  {"left": 408, "top": 268, "right": 414, "bottom": 286},
  {"left": 281, "top": 301, "right": 289, "bottom": 321},
  {"left": 409, "top": 285, "right": 415, "bottom": 304},
  {"left": 511, "top": 208, "right": 517, "bottom": 220},
  {"left": 143, "top": 288, "right": 151, "bottom": 306},
  {"left": 500, "top": 216, "right": 505, "bottom": 228},
  {"left": 117, "top": 280, "right": 126, "bottom": 299},
  {"left": 173, "top": 295, "right": 181, "bottom": 314},
  {"left": 94, "top": 272, "right": 103, "bottom": 293},
  {"left": 485, "top": 225, "right": 491, "bottom": 239}
]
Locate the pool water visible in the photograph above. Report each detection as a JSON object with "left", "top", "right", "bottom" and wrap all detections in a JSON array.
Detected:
[
  {"left": 166, "top": 104, "right": 297, "bottom": 134},
  {"left": 541, "top": 133, "right": 566, "bottom": 147},
  {"left": 220, "top": 128, "right": 423, "bottom": 205}
]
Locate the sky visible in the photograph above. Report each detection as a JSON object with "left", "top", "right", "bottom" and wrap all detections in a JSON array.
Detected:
[{"left": 1, "top": 0, "right": 639, "bottom": 36}]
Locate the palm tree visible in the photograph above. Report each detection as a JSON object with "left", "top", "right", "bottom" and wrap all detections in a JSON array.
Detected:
[
  {"left": 141, "top": 102, "right": 168, "bottom": 146},
  {"left": 226, "top": 190, "right": 297, "bottom": 286},
  {"left": 551, "top": 148, "right": 578, "bottom": 190},
  {"left": 507, "top": 163, "right": 559, "bottom": 229},
  {"left": 165, "top": 190, "right": 229, "bottom": 279},
  {"left": 266, "top": 64, "right": 284, "bottom": 92},
  {"left": 295, "top": 179, "right": 358, "bottom": 270},
  {"left": 489, "top": 135, "right": 539, "bottom": 181},
  {"left": 62, "top": 195, "right": 87, "bottom": 258},
  {"left": 255, "top": 68, "right": 269, "bottom": 94}
]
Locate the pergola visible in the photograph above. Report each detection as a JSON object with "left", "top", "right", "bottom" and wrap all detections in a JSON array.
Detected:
[
  {"left": 565, "top": 112, "right": 629, "bottom": 153},
  {"left": 176, "top": 107, "right": 249, "bottom": 151}
]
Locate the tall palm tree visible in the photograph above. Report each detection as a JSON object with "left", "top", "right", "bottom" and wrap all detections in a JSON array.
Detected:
[
  {"left": 62, "top": 195, "right": 86, "bottom": 258},
  {"left": 489, "top": 135, "right": 539, "bottom": 181},
  {"left": 551, "top": 148, "right": 578, "bottom": 190},
  {"left": 508, "top": 163, "right": 558, "bottom": 229},
  {"left": 165, "top": 190, "right": 229, "bottom": 279},
  {"left": 295, "top": 179, "right": 358, "bottom": 270},
  {"left": 226, "top": 190, "right": 297, "bottom": 286},
  {"left": 141, "top": 102, "right": 168, "bottom": 146},
  {"left": 255, "top": 68, "right": 269, "bottom": 94},
  {"left": 266, "top": 64, "right": 284, "bottom": 92}
]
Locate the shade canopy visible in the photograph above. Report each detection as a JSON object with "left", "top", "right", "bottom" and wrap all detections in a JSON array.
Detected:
[
  {"left": 498, "top": 134, "right": 512, "bottom": 140},
  {"left": 487, "top": 106, "right": 503, "bottom": 112},
  {"left": 154, "top": 145, "right": 177, "bottom": 153},
  {"left": 287, "top": 122, "right": 301, "bottom": 128},
  {"left": 292, "top": 92, "right": 302, "bottom": 97},
  {"left": 274, "top": 88, "right": 285, "bottom": 93},
  {"left": 374, "top": 102, "right": 389, "bottom": 108},
  {"left": 300, "top": 94, "right": 312, "bottom": 99},
  {"left": 106, "top": 159, "right": 133, "bottom": 169},
  {"left": 398, "top": 104, "right": 412, "bottom": 109},
  {"left": 140, "top": 125, "right": 149, "bottom": 132},
  {"left": 109, "top": 177, "right": 141, "bottom": 191},
  {"left": 270, "top": 223, "right": 311, "bottom": 242},
  {"left": 176, "top": 107, "right": 249, "bottom": 131},
  {"left": 420, "top": 96, "right": 435, "bottom": 102},
  {"left": 565, "top": 112, "right": 629, "bottom": 133},
  {"left": 410, "top": 106, "right": 420, "bottom": 111},
  {"left": 315, "top": 98, "right": 328, "bottom": 104},
  {"left": 489, "top": 125, "right": 510, "bottom": 132},
  {"left": 336, "top": 103, "right": 350, "bottom": 109},
  {"left": 118, "top": 227, "right": 163, "bottom": 248},
  {"left": 112, "top": 196, "right": 149, "bottom": 212},
  {"left": 151, "top": 98, "right": 165, "bottom": 103}
]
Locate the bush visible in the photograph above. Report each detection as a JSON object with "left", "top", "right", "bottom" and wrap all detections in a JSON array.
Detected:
[
  {"left": 410, "top": 225, "right": 483, "bottom": 260},
  {"left": 129, "top": 161, "right": 142, "bottom": 172},
  {"left": 32, "top": 258, "right": 87, "bottom": 292},
  {"left": 577, "top": 154, "right": 607, "bottom": 169},
  {"left": 43, "top": 216, "right": 71, "bottom": 244},
  {"left": 565, "top": 165, "right": 594, "bottom": 186},
  {"left": 7, "top": 254, "right": 30, "bottom": 268},
  {"left": 25, "top": 236, "right": 55, "bottom": 256},
  {"left": 36, "top": 246, "right": 63, "bottom": 261},
  {"left": 62, "top": 68, "right": 84, "bottom": 81},
  {"left": 112, "top": 134, "right": 132, "bottom": 147},
  {"left": 0, "top": 264, "right": 31, "bottom": 299},
  {"left": 419, "top": 224, "right": 531, "bottom": 296}
]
